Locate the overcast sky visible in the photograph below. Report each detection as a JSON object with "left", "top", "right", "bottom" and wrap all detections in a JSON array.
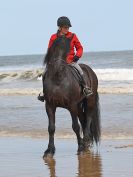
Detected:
[{"left": 0, "top": 0, "right": 133, "bottom": 55}]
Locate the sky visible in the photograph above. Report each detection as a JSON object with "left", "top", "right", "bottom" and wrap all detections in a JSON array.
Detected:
[{"left": 0, "top": 0, "right": 133, "bottom": 56}]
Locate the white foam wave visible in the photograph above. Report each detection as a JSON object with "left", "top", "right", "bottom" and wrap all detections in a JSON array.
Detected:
[
  {"left": 95, "top": 69, "right": 133, "bottom": 81},
  {"left": 0, "top": 68, "right": 43, "bottom": 82},
  {"left": 0, "top": 86, "right": 133, "bottom": 95},
  {"left": 0, "top": 68, "right": 133, "bottom": 82}
]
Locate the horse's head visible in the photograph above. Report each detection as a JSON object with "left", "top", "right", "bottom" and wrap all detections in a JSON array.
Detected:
[{"left": 43, "top": 35, "right": 70, "bottom": 66}]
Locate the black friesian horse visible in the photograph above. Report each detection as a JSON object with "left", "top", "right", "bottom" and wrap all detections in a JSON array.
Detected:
[{"left": 43, "top": 35, "right": 100, "bottom": 158}]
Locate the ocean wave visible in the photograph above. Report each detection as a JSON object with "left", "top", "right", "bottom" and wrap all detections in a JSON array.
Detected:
[
  {"left": 0, "top": 68, "right": 44, "bottom": 82},
  {"left": 95, "top": 68, "right": 133, "bottom": 81},
  {"left": 0, "top": 86, "right": 133, "bottom": 95},
  {"left": 0, "top": 68, "right": 133, "bottom": 82}
]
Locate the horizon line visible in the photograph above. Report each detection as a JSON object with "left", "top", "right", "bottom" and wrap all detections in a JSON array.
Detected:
[{"left": 0, "top": 49, "right": 133, "bottom": 57}]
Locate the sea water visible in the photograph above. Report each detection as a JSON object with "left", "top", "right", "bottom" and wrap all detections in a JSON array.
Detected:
[{"left": 0, "top": 51, "right": 133, "bottom": 139}]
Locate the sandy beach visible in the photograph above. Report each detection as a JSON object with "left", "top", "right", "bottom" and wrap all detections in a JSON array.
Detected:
[{"left": 0, "top": 137, "right": 133, "bottom": 177}]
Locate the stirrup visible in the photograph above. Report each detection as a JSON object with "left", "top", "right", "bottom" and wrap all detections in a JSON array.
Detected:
[
  {"left": 83, "top": 87, "right": 93, "bottom": 97},
  {"left": 37, "top": 93, "right": 45, "bottom": 102}
]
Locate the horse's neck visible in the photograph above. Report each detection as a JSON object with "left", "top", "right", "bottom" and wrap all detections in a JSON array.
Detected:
[
  {"left": 46, "top": 49, "right": 68, "bottom": 80},
  {"left": 47, "top": 61, "right": 67, "bottom": 78}
]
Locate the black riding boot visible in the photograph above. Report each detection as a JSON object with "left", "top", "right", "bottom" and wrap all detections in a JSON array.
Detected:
[
  {"left": 38, "top": 93, "right": 45, "bottom": 102},
  {"left": 80, "top": 75, "right": 93, "bottom": 97}
]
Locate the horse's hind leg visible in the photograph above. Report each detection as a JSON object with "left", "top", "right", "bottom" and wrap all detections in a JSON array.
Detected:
[
  {"left": 70, "top": 109, "right": 84, "bottom": 153},
  {"left": 78, "top": 105, "right": 92, "bottom": 151},
  {"left": 43, "top": 103, "right": 56, "bottom": 158},
  {"left": 78, "top": 105, "right": 86, "bottom": 132},
  {"left": 83, "top": 94, "right": 101, "bottom": 147},
  {"left": 83, "top": 107, "right": 93, "bottom": 148}
]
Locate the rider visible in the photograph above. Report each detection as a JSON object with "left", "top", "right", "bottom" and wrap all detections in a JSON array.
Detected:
[{"left": 38, "top": 16, "right": 93, "bottom": 102}]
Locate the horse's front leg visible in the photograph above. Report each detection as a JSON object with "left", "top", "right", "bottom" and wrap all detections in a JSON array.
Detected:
[{"left": 43, "top": 103, "right": 56, "bottom": 158}]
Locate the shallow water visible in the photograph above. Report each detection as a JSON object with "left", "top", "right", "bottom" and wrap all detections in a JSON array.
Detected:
[
  {"left": 0, "top": 51, "right": 133, "bottom": 139},
  {"left": 0, "top": 94, "right": 132, "bottom": 139},
  {"left": 0, "top": 137, "right": 133, "bottom": 177}
]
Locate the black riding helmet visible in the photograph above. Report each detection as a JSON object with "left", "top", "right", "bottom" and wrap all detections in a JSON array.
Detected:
[{"left": 57, "top": 16, "right": 72, "bottom": 27}]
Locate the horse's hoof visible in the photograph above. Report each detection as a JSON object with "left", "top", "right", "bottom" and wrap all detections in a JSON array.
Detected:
[
  {"left": 77, "top": 145, "right": 85, "bottom": 155},
  {"left": 43, "top": 153, "right": 53, "bottom": 159},
  {"left": 77, "top": 150, "right": 84, "bottom": 155},
  {"left": 83, "top": 140, "right": 93, "bottom": 150},
  {"left": 43, "top": 148, "right": 55, "bottom": 159}
]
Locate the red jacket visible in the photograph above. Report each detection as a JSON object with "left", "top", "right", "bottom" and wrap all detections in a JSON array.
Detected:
[{"left": 48, "top": 31, "right": 83, "bottom": 64}]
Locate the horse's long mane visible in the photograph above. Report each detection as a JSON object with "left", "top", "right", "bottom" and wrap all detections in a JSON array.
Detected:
[{"left": 43, "top": 35, "right": 71, "bottom": 66}]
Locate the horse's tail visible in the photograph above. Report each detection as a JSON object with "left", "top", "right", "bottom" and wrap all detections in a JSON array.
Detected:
[{"left": 83, "top": 92, "right": 101, "bottom": 145}]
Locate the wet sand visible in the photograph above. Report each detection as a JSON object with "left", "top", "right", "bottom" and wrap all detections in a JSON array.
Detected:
[{"left": 0, "top": 137, "right": 133, "bottom": 177}]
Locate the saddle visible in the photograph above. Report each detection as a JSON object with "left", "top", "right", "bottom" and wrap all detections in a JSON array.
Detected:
[{"left": 68, "top": 65, "right": 83, "bottom": 86}]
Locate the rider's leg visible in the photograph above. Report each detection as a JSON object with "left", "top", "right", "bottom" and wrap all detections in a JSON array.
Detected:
[
  {"left": 70, "top": 62, "right": 93, "bottom": 96},
  {"left": 37, "top": 71, "right": 46, "bottom": 102}
]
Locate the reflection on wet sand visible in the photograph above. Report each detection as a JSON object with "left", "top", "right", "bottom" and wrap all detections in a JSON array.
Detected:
[
  {"left": 44, "top": 157, "right": 56, "bottom": 177},
  {"left": 44, "top": 151, "right": 102, "bottom": 177},
  {"left": 77, "top": 152, "right": 102, "bottom": 177}
]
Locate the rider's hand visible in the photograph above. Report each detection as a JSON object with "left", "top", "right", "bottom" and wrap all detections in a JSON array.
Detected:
[{"left": 73, "top": 56, "right": 79, "bottom": 62}]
